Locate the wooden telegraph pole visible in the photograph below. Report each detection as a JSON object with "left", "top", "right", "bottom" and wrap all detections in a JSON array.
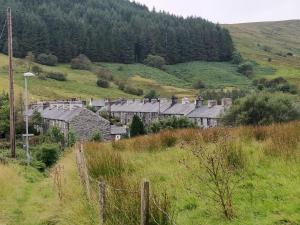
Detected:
[{"left": 7, "top": 7, "right": 16, "bottom": 158}]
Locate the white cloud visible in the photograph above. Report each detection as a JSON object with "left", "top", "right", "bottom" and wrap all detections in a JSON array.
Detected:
[{"left": 133, "top": 0, "right": 300, "bottom": 24}]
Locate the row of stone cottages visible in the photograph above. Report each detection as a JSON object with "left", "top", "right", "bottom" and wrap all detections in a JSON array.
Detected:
[
  {"left": 91, "top": 96, "right": 232, "bottom": 127},
  {"left": 28, "top": 97, "right": 232, "bottom": 142}
]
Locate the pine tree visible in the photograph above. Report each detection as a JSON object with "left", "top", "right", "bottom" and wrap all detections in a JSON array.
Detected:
[{"left": 130, "top": 115, "right": 146, "bottom": 137}]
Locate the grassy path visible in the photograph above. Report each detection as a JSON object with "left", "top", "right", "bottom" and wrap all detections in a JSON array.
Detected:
[{"left": 0, "top": 150, "right": 96, "bottom": 225}]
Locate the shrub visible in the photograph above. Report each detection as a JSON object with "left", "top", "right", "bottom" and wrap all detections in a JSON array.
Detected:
[
  {"left": 36, "top": 53, "right": 58, "bottom": 66},
  {"left": 253, "top": 77, "right": 297, "bottom": 94},
  {"left": 94, "top": 67, "right": 114, "bottom": 81},
  {"left": 262, "top": 45, "right": 272, "bottom": 52},
  {"left": 70, "top": 54, "right": 91, "bottom": 70},
  {"left": 130, "top": 115, "right": 146, "bottom": 137},
  {"left": 124, "top": 86, "right": 143, "bottom": 96},
  {"left": 48, "top": 127, "right": 65, "bottom": 149},
  {"left": 201, "top": 88, "right": 248, "bottom": 104},
  {"left": 222, "top": 92, "right": 300, "bottom": 126},
  {"left": 149, "top": 116, "right": 197, "bottom": 133},
  {"left": 90, "top": 131, "right": 103, "bottom": 142},
  {"left": 231, "top": 51, "right": 243, "bottom": 64},
  {"left": 96, "top": 79, "right": 110, "bottom": 88},
  {"left": 192, "top": 80, "right": 206, "bottom": 89},
  {"left": 237, "top": 62, "right": 254, "bottom": 77},
  {"left": 46, "top": 72, "right": 67, "bottom": 81},
  {"left": 68, "top": 130, "right": 76, "bottom": 147},
  {"left": 35, "top": 144, "right": 60, "bottom": 168},
  {"left": 144, "top": 54, "right": 166, "bottom": 69},
  {"left": 144, "top": 89, "right": 159, "bottom": 100},
  {"left": 31, "top": 65, "right": 43, "bottom": 76}
]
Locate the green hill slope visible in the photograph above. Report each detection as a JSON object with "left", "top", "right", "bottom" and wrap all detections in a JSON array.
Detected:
[
  {"left": 0, "top": 53, "right": 251, "bottom": 100},
  {"left": 225, "top": 20, "right": 300, "bottom": 86}
]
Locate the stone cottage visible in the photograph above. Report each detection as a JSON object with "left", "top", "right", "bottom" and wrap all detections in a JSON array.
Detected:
[
  {"left": 161, "top": 96, "right": 196, "bottom": 118},
  {"left": 187, "top": 98, "right": 232, "bottom": 128},
  {"left": 28, "top": 101, "right": 111, "bottom": 141},
  {"left": 103, "top": 98, "right": 172, "bottom": 126}
]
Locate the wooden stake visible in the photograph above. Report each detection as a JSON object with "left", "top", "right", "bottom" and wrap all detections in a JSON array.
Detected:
[
  {"left": 99, "top": 179, "right": 106, "bottom": 225},
  {"left": 7, "top": 7, "right": 16, "bottom": 158},
  {"left": 140, "top": 180, "right": 150, "bottom": 225}
]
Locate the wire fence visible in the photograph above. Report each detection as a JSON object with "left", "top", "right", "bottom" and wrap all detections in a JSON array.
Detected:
[{"left": 74, "top": 142, "right": 177, "bottom": 225}]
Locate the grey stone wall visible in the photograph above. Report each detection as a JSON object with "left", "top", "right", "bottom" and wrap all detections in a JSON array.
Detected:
[{"left": 69, "top": 108, "right": 111, "bottom": 141}]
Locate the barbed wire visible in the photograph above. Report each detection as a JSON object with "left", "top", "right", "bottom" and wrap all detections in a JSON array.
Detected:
[
  {"left": 76, "top": 145, "right": 176, "bottom": 225},
  {"left": 150, "top": 194, "right": 177, "bottom": 225}
]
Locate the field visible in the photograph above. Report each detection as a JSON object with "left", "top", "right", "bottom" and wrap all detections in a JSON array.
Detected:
[
  {"left": 0, "top": 150, "right": 96, "bottom": 225},
  {"left": 1, "top": 122, "right": 300, "bottom": 224},
  {"left": 225, "top": 20, "right": 300, "bottom": 87},
  {"left": 84, "top": 123, "right": 300, "bottom": 225}
]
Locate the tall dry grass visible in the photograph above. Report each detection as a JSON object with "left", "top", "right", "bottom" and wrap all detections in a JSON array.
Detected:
[{"left": 84, "top": 121, "right": 300, "bottom": 224}]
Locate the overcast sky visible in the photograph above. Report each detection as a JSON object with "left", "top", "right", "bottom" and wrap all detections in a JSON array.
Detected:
[{"left": 133, "top": 0, "right": 300, "bottom": 24}]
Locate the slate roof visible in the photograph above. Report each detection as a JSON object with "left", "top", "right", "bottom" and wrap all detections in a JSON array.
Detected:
[
  {"left": 162, "top": 103, "right": 196, "bottom": 116},
  {"left": 109, "top": 100, "right": 172, "bottom": 113},
  {"left": 41, "top": 107, "right": 83, "bottom": 122},
  {"left": 187, "top": 105, "right": 224, "bottom": 119},
  {"left": 111, "top": 125, "right": 127, "bottom": 135},
  {"left": 91, "top": 99, "right": 106, "bottom": 107}
]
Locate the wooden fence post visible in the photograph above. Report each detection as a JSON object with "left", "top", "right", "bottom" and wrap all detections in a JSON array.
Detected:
[
  {"left": 99, "top": 179, "right": 106, "bottom": 225},
  {"left": 140, "top": 179, "right": 150, "bottom": 225}
]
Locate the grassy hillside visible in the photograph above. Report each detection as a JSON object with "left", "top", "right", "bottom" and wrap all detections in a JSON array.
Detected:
[
  {"left": 0, "top": 150, "right": 96, "bottom": 225},
  {"left": 84, "top": 123, "right": 300, "bottom": 225},
  {"left": 226, "top": 20, "right": 300, "bottom": 86},
  {"left": 0, "top": 53, "right": 252, "bottom": 100},
  {"left": 165, "top": 61, "right": 251, "bottom": 88}
]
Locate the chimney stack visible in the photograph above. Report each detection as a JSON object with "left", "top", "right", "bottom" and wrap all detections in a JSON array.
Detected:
[
  {"left": 171, "top": 96, "right": 178, "bottom": 106},
  {"left": 195, "top": 96, "right": 204, "bottom": 108},
  {"left": 208, "top": 100, "right": 217, "bottom": 108},
  {"left": 222, "top": 98, "right": 232, "bottom": 108}
]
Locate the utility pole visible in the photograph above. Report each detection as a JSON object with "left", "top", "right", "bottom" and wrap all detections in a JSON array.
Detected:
[{"left": 7, "top": 7, "right": 16, "bottom": 158}]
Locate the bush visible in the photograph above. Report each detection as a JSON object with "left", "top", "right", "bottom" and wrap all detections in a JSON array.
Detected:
[
  {"left": 48, "top": 127, "right": 65, "bottom": 149},
  {"left": 237, "top": 62, "right": 254, "bottom": 77},
  {"left": 68, "top": 130, "right": 76, "bottom": 147},
  {"left": 231, "top": 51, "right": 243, "bottom": 64},
  {"left": 144, "top": 54, "right": 166, "bottom": 69},
  {"left": 94, "top": 67, "right": 114, "bottom": 81},
  {"left": 149, "top": 116, "right": 197, "bottom": 133},
  {"left": 46, "top": 72, "right": 67, "bottom": 81},
  {"left": 193, "top": 80, "right": 206, "bottom": 89},
  {"left": 70, "top": 54, "right": 91, "bottom": 70},
  {"left": 130, "top": 115, "right": 146, "bottom": 137},
  {"left": 115, "top": 80, "right": 143, "bottom": 96},
  {"left": 201, "top": 88, "right": 248, "bottom": 104},
  {"left": 35, "top": 144, "right": 60, "bottom": 168},
  {"left": 31, "top": 65, "right": 43, "bottom": 76},
  {"left": 253, "top": 77, "right": 297, "bottom": 94},
  {"left": 36, "top": 53, "right": 58, "bottom": 66},
  {"left": 222, "top": 92, "right": 300, "bottom": 126},
  {"left": 144, "top": 89, "right": 159, "bottom": 100},
  {"left": 97, "top": 79, "right": 110, "bottom": 88},
  {"left": 90, "top": 131, "right": 103, "bottom": 142}
]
